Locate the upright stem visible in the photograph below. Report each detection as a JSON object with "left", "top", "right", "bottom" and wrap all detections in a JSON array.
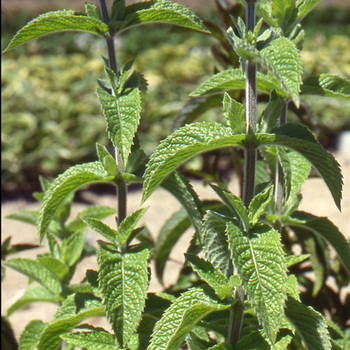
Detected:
[
  {"left": 229, "top": 1, "right": 258, "bottom": 346},
  {"left": 242, "top": 0, "right": 257, "bottom": 207},
  {"left": 99, "top": 0, "right": 127, "bottom": 226}
]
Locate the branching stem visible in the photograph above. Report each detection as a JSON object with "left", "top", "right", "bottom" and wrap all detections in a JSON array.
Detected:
[{"left": 99, "top": 0, "right": 127, "bottom": 226}]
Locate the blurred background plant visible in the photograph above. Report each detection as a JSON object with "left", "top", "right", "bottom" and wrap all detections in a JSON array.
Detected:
[{"left": 2, "top": 0, "right": 350, "bottom": 197}]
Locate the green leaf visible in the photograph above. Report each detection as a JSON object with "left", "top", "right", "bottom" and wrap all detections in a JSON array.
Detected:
[
  {"left": 148, "top": 286, "right": 230, "bottom": 350},
  {"left": 248, "top": 185, "right": 274, "bottom": 225},
  {"left": 96, "top": 143, "right": 118, "bottom": 176},
  {"left": 7, "top": 286, "right": 60, "bottom": 316},
  {"left": 117, "top": 0, "right": 209, "bottom": 34},
  {"left": 226, "top": 33, "right": 302, "bottom": 105},
  {"left": 186, "top": 254, "right": 237, "bottom": 300},
  {"left": 190, "top": 69, "right": 285, "bottom": 97},
  {"left": 277, "top": 150, "right": 311, "bottom": 209},
  {"left": 210, "top": 185, "right": 249, "bottom": 231},
  {"left": 19, "top": 320, "right": 47, "bottom": 350},
  {"left": 257, "top": 123, "right": 343, "bottom": 210},
  {"left": 301, "top": 74, "right": 350, "bottom": 100},
  {"left": 259, "top": 37, "right": 302, "bottom": 106},
  {"left": 154, "top": 208, "right": 191, "bottom": 284},
  {"left": 258, "top": 92, "right": 283, "bottom": 133},
  {"left": 271, "top": 0, "right": 297, "bottom": 30},
  {"left": 161, "top": 172, "right": 203, "bottom": 235},
  {"left": 38, "top": 162, "right": 113, "bottom": 241},
  {"left": 97, "top": 86, "right": 142, "bottom": 166},
  {"left": 142, "top": 122, "right": 250, "bottom": 201},
  {"left": 117, "top": 207, "right": 148, "bottom": 246},
  {"left": 82, "top": 217, "right": 118, "bottom": 243},
  {"left": 61, "top": 329, "right": 116, "bottom": 350},
  {"left": 174, "top": 95, "right": 223, "bottom": 129},
  {"left": 286, "top": 254, "right": 310, "bottom": 268},
  {"left": 201, "top": 210, "right": 232, "bottom": 277},
  {"left": 3, "top": 10, "right": 108, "bottom": 52},
  {"left": 223, "top": 92, "right": 246, "bottom": 134},
  {"left": 232, "top": 330, "right": 269, "bottom": 350},
  {"left": 61, "top": 229, "right": 88, "bottom": 267},
  {"left": 3, "top": 258, "right": 61, "bottom": 294},
  {"left": 37, "top": 293, "right": 104, "bottom": 350},
  {"left": 98, "top": 244, "right": 150, "bottom": 348},
  {"left": 285, "top": 296, "right": 331, "bottom": 350},
  {"left": 226, "top": 222, "right": 288, "bottom": 343},
  {"left": 67, "top": 205, "right": 116, "bottom": 232},
  {"left": 7, "top": 210, "right": 39, "bottom": 226},
  {"left": 296, "top": 0, "right": 323, "bottom": 21},
  {"left": 285, "top": 211, "right": 350, "bottom": 274},
  {"left": 37, "top": 255, "right": 70, "bottom": 281},
  {"left": 85, "top": 2, "right": 102, "bottom": 21},
  {"left": 209, "top": 344, "right": 233, "bottom": 350}
]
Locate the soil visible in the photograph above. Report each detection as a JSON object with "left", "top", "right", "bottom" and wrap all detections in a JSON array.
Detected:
[{"left": 1, "top": 150, "right": 349, "bottom": 340}]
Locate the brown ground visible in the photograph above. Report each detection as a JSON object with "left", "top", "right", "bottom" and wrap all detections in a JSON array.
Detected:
[{"left": 1, "top": 151, "right": 349, "bottom": 340}]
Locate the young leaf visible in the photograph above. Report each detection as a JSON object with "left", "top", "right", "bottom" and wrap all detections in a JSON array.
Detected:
[
  {"left": 285, "top": 296, "right": 332, "bottom": 350},
  {"left": 61, "top": 329, "right": 116, "bottom": 350},
  {"left": 85, "top": 2, "right": 102, "bottom": 21},
  {"left": 67, "top": 205, "right": 116, "bottom": 232},
  {"left": 161, "top": 172, "right": 203, "bottom": 235},
  {"left": 271, "top": 0, "right": 297, "bottom": 31},
  {"left": 118, "top": 0, "right": 209, "bottom": 34},
  {"left": 142, "top": 122, "right": 250, "bottom": 201},
  {"left": 223, "top": 92, "right": 246, "bottom": 134},
  {"left": 226, "top": 222, "right": 288, "bottom": 343},
  {"left": 258, "top": 92, "right": 283, "bottom": 133},
  {"left": 148, "top": 286, "right": 230, "bottom": 350},
  {"left": 82, "top": 217, "right": 118, "bottom": 243},
  {"left": 190, "top": 69, "right": 286, "bottom": 97},
  {"left": 96, "top": 143, "right": 118, "bottom": 176},
  {"left": 3, "top": 258, "right": 61, "bottom": 295},
  {"left": 285, "top": 211, "right": 350, "bottom": 274},
  {"left": 37, "top": 255, "right": 70, "bottom": 281},
  {"left": 38, "top": 162, "right": 113, "bottom": 241},
  {"left": 210, "top": 184, "right": 249, "bottom": 231},
  {"left": 61, "top": 229, "right": 88, "bottom": 267},
  {"left": 37, "top": 293, "right": 104, "bottom": 350},
  {"left": 231, "top": 330, "right": 269, "bottom": 350},
  {"left": 7, "top": 210, "right": 39, "bottom": 226},
  {"left": 7, "top": 286, "right": 60, "bottom": 316},
  {"left": 201, "top": 210, "right": 232, "bottom": 277},
  {"left": 277, "top": 149, "right": 311, "bottom": 207},
  {"left": 257, "top": 123, "right": 343, "bottom": 210},
  {"left": 19, "top": 320, "right": 47, "bottom": 350},
  {"left": 98, "top": 244, "right": 150, "bottom": 348},
  {"left": 97, "top": 86, "right": 142, "bottom": 166},
  {"left": 260, "top": 38, "right": 302, "bottom": 106},
  {"left": 301, "top": 74, "right": 350, "bottom": 100},
  {"left": 209, "top": 344, "right": 233, "bottom": 350},
  {"left": 3, "top": 10, "right": 108, "bottom": 52},
  {"left": 226, "top": 32, "right": 302, "bottom": 105},
  {"left": 186, "top": 254, "right": 237, "bottom": 300},
  {"left": 248, "top": 185, "right": 274, "bottom": 225},
  {"left": 117, "top": 207, "right": 148, "bottom": 246},
  {"left": 296, "top": 0, "right": 323, "bottom": 21},
  {"left": 154, "top": 208, "right": 191, "bottom": 284}
]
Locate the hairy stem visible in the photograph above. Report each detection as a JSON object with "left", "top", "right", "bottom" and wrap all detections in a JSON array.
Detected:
[
  {"left": 229, "top": 1, "right": 258, "bottom": 346},
  {"left": 99, "top": 0, "right": 127, "bottom": 226},
  {"left": 242, "top": 0, "right": 257, "bottom": 207}
]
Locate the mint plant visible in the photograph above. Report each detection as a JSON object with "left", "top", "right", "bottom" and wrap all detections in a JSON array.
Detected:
[{"left": 2, "top": 1, "right": 350, "bottom": 349}]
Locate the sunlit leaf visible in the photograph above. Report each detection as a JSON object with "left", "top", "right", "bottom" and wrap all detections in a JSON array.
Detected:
[{"left": 4, "top": 10, "right": 108, "bottom": 52}]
